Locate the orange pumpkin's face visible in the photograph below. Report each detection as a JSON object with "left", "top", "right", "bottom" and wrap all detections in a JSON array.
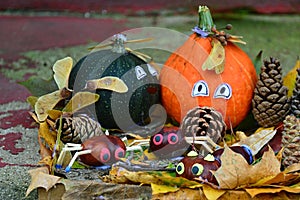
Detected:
[{"left": 160, "top": 33, "right": 257, "bottom": 128}]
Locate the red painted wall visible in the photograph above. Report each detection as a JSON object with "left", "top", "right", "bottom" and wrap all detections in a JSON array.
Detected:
[{"left": 1, "top": 0, "right": 299, "bottom": 14}]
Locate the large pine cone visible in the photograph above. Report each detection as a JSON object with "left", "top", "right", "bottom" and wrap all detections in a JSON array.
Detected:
[
  {"left": 180, "top": 106, "right": 226, "bottom": 146},
  {"left": 282, "top": 115, "right": 300, "bottom": 168},
  {"left": 290, "top": 68, "right": 300, "bottom": 117},
  {"left": 55, "top": 114, "right": 103, "bottom": 143},
  {"left": 252, "top": 57, "right": 290, "bottom": 127}
]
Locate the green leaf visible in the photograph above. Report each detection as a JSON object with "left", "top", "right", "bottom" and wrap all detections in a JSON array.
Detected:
[
  {"left": 253, "top": 50, "right": 263, "bottom": 74},
  {"left": 19, "top": 75, "right": 58, "bottom": 96},
  {"left": 26, "top": 96, "right": 38, "bottom": 109}
]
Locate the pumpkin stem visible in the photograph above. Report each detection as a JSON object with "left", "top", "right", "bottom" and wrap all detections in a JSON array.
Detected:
[
  {"left": 198, "top": 6, "right": 215, "bottom": 32},
  {"left": 111, "top": 34, "right": 127, "bottom": 54}
]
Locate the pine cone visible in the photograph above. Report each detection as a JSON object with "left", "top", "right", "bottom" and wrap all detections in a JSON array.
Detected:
[
  {"left": 281, "top": 115, "right": 300, "bottom": 168},
  {"left": 252, "top": 57, "right": 290, "bottom": 127},
  {"left": 290, "top": 68, "right": 300, "bottom": 117},
  {"left": 55, "top": 114, "right": 103, "bottom": 143},
  {"left": 180, "top": 106, "right": 226, "bottom": 148}
]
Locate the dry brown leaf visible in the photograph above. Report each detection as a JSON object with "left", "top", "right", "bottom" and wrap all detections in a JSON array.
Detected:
[
  {"left": 284, "top": 163, "right": 300, "bottom": 174},
  {"left": 35, "top": 90, "right": 64, "bottom": 121},
  {"left": 152, "top": 188, "right": 204, "bottom": 200},
  {"left": 39, "top": 122, "right": 57, "bottom": 149},
  {"left": 60, "top": 179, "right": 152, "bottom": 200},
  {"left": 213, "top": 146, "right": 281, "bottom": 189},
  {"left": 38, "top": 135, "right": 52, "bottom": 160},
  {"left": 245, "top": 186, "right": 300, "bottom": 198},
  {"left": 251, "top": 172, "right": 300, "bottom": 187},
  {"left": 26, "top": 167, "right": 61, "bottom": 196}
]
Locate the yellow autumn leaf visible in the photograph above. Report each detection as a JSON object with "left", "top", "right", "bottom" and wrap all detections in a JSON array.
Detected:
[
  {"left": 202, "top": 39, "right": 225, "bottom": 74},
  {"left": 151, "top": 183, "right": 179, "bottom": 195},
  {"left": 47, "top": 109, "right": 63, "bottom": 121},
  {"left": 35, "top": 90, "right": 64, "bottom": 121},
  {"left": 85, "top": 76, "right": 128, "bottom": 93},
  {"left": 245, "top": 186, "right": 300, "bottom": 198},
  {"left": 202, "top": 184, "right": 226, "bottom": 200},
  {"left": 250, "top": 170, "right": 300, "bottom": 187},
  {"left": 39, "top": 122, "right": 57, "bottom": 149},
  {"left": 283, "top": 58, "right": 300, "bottom": 97},
  {"left": 26, "top": 167, "right": 61, "bottom": 197},
  {"left": 53, "top": 57, "right": 73, "bottom": 89},
  {"left": 62, "top": 92, "right": 99, "bottom": 113},
  {"left": 213, "top": 146, "right": 281, "bottom": 189}
]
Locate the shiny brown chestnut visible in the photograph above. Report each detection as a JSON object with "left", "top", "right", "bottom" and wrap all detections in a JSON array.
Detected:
[
  {"left": 56, "top": 134, "right": 126, "bottom": 172},
  {"left": 149, "top": 127, "right": 190, "bottom": 158},
  {"left": 176, "top": 155, "right": 220, "bottom": 185},
  {"left": 80, "top": 135, "right": 126, "bottom": 166}
]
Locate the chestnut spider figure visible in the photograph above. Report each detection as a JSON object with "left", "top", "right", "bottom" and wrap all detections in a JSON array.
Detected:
[
  {"left": 56, "top": 134, "right": 126, "bottom": 172},
  {"left": 176, "top": 145, "right": 254, "bottom": 184},
  {"left": 148, "top": 127, "right": 221, "bottom": 158}
]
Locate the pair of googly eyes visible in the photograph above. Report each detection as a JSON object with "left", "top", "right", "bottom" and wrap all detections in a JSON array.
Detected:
[
  {"left": 192, "top": 80, "right": 232, "bottom": 99},
  {"left": 152, "top": 132, "right": 179, "bottom": 146},
  {"left": 135, "top": 64, "right": 158, "bottom": 80},
  {"left": 99, "top": 147, "right": 125, "bottom": 163},
  {"left": 176, "top": 162, "right": 204, "bottom": 176}
]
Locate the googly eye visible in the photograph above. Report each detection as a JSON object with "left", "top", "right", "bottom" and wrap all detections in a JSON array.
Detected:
[
  {"left": 152, "top": 134, "right": 163, "bottom": 146},
  {"left": 114, "top": 147, "right": 125, "bottom": 160},
  {"left": 100, "top": 148, "right": 111, "bottom": 163},
  {"left": 191, "top": 80, "right": 209, "bottom": 97},
  {"left": 147, "top": 64, "right": 158, "bottom": 76},
  {"left": 176, "top": 162, "right": 185, "bottom": 175},
  {"left": 167, "top": 132, "right": 178, "bottom": 145},
  {"left": 213, "top": 83, "right": 232, "bottom": 99},
  {"left": 191, "top": 163, "right": 204, "bottom": 176},
  {"left": 135, "top": 66, "right": 147, "bottom": 80}
]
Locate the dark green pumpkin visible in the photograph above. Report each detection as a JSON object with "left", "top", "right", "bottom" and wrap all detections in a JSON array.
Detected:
[{"left": 68, "top": 39, "right": 160, "bottom": 131}]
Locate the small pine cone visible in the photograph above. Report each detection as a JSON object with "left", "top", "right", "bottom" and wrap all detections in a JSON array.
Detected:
[
  {"left": 56, "top": 114, "right": 103, "bottom": 143},
  {"left": 281, "top": 115, "right": 300, "bottom": 168},
  {"left": 252, "top": 57, "right": 290, "bottom": 127},
  {"left": 290, "top": 68, "right": 300, "bottom": 117},
  {"left": 180, "top": 106, "right": 226, "bottom": 145}
]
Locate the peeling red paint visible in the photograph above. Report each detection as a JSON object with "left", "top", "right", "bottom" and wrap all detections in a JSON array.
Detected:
[
  {"left": 0, "top": 132, "right": 25, "bottom": 155},
  {"left": 0, "top": 110, "right": 36, "bottom": 129},
  {"left": 0, "top": 158, "right": 38, "bottom": 168}
]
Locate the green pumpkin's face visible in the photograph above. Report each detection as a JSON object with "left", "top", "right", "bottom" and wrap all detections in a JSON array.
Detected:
[{"left": 68, "top": 50, "right": 161, "bottom": 131}]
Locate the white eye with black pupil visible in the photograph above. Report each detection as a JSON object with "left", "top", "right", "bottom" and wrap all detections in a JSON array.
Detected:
[
  {"left": 147, "top": 64, "right": 158, "bottom": 76},
  {"left": 191, "top": 163, "right": 204, "bottom": 176},
  {"left": 176, "top": 162, "right": 185, "bottom": 175},
  {"left": 191, "top": 80, "right": 209, "bottom": 97},
  {"left": 135, "top": 66, "right": 147, "bottom": 80},
  {"left": 213, "top": 83, "right": 232, "bottom": 99}
]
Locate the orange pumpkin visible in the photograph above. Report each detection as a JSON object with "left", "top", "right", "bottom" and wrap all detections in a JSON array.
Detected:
[{"left": 160, "top": 6, "right": 257, "bottom": 128}]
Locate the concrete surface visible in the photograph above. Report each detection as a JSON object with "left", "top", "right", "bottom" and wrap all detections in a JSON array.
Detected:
[{"left": 0, "top": 13, "right": 128, "bottom": 200}]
